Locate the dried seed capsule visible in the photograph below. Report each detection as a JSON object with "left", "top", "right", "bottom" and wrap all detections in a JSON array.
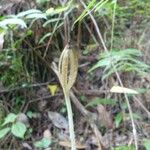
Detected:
[{"left": 58, "top": 44, "right": 78, "bottom": 92}]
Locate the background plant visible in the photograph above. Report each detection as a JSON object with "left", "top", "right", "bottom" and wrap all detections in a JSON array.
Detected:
[{"left": 0, "top": 0, "right": 150, "bottom": 149}]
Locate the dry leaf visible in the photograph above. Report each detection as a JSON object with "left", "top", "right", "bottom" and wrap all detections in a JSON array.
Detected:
[
  {"left": 110, "top": 86, "right": 138, "bottom": 94},
  {"left": 48, "top": 111, "right": 68, "bottom": 130},
  {"left": 47, "top": 84, "right": 58, "bottom": 96},
  {"left": 17, "top": 113, "right": 29, "bottom": 127},
  {"left": 43, "top": 129, "right": 52, "bottom": 140},
  {"left": 22, "top": 142, "right": 32, "bottom": 150},
  {"left": 97, "top": 105, "right": 113, "bottom": 129},
  {"left": 59, "top": 140, "right": 86, "bottom": 149}
]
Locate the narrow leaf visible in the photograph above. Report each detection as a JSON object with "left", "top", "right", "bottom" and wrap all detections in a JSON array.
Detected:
[
  {"left": 110, "top": 86, "right": 138, "bottom": 94},
  {"left": 0, "top": 18, "right": 27, "bottom": 29},
  {"left": 115, "top": 113, "right": 123, "bottom": 128},
  {"left": 86, "top": 98, "right": 116, "bottom": 107},
  {"left": 26, "top": 13, "right": 47, "bottom": 19},
  {"left": 17, "top": 9, "right": 42, "bottom": 17}
]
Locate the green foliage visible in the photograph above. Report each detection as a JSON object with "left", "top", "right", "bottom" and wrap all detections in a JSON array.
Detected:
[
  {"left": 74, "top": 0, "right": 97, "bottom": 24},
  {"left": 0, "top": 8, "right": 47, "bottom": 87},
  {"left": 0, "top": 51, "right": 24, "bottom": 86},
  {"left": 0, "top": 113, "right": 27, "bottom": 140},
  {"left": 26, "top": 111, "right": 33, "bottom": 119},
  {"left": 115, "top": 112, "right": 142, "bottom": 128},
  {"left": 112, "top": 145, "right": 135, "bottom": 150},
  {"left": 34, "top": 137, "right": 51, "bottom": 149},
  {"left": 89, "top": 49, "right": 149, "bottom": 80},
  {"left": 0, "top": 18, "right": 27, "bottom": 29},
  {"left": 86, "top": 98, "right": 117, "bottom": 107},
  {"left": 74, "top": 0, "right": 115, "bottom": 25},
  {"left": 0, "top": 101, "right": 5, "bottom": 124},
  {"left": 143, "top": 139, "right": 150, "bottom": 150},
  {"left": 2, "top": 113, "right": 17, "bottom": 126},
  {"left": 17, "top": 9, "right": 46, "bottom": 19},
  {"left": 0, "top": 9, "right": 46, "bottom": 30},
  {"left": 114, "top": 112, "right": 123, "bottom": 128},
  {"left": 11, "top": 122, "right": 26, "bottom": 139},
  {"left": 0, "top": 127, "right": 10, "bottom": 139}
]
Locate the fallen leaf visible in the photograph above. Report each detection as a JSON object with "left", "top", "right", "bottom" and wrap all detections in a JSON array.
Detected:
[
  {"left": 48, "top": 111, "right": 68, "bottom": 130},
  {"left": 110, "top": 86, "right": 138, "bottom": 94},
  {"left": 17, "top": 113, "right": 29, "bottom": 127},
  {"left": 43, "top": 129, "right": 52, "bottom": 140},
  {"left": 97, "top": 105, "right": 113, "bottom": 129},
  {"left": 47, "top": 84, "right": 58, "bottom": 96},
  {"left": 59, "top": 140, "right": 86, "bottom": 149},
  {"left": 34, "top": 137, "right": 51, "bottom": 149},
  {"left": 22, "top": 142, "right": 32, "bottom": 150}
]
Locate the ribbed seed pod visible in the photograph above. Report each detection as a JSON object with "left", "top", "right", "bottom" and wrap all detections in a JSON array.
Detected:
[
  {"left": 58, "top": 44, "right": 78, "bottom": 150},
  {"left": 58, "top": 44, "right": 78, "bottom": 92},
  {"left": 67, "top": 49, "right": 78, "bottom": 90},
  {"left": 59, "top": 49, "right": 69, "bottom": 91}
]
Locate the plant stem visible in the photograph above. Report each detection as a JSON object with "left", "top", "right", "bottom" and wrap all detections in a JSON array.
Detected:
[{"left": 64, "top": 92, "right": 76, "bottom": 150}]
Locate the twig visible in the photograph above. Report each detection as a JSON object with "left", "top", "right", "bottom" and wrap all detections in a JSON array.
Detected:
[
  {"left": 70, "top": 91, "right": 105, "bottom": 150},
  {"left": 23, "top": 94, "right": 62, "bottom": 113},
  {"left": 0, "top": 82, "right": 51, "bottom": 94},
  {"left": 43, "top": 14, "right": 62, "bottom": 58},
  {"left": 133, "top": 96, "right": 150, "bottom": 118}
]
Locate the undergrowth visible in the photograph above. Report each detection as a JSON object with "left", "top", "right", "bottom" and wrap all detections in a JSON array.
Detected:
[{"left": 0, "top": 0, "right": 150, "bottom": 149}]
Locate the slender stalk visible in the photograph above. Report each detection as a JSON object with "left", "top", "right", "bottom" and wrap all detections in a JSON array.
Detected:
[
  {"left": 64, "top": 91, "right": 76, "bottom": 150},
  {"left": 110, "top": 0, "right": 117, "bottom": 51},
  {"left": 58, "top": 46, "right": 78, "bottom": 150}
]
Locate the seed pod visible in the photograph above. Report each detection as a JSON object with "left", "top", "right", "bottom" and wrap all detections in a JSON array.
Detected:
[{"left": 58, "top": 44, "right": 78, "bottom": 92}]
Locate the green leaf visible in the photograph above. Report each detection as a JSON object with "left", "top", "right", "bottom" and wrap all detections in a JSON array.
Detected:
[
  {"left": 89, "top": 49, "right": 149, "bottom": 79},
  {"left": 112, "top": 145, "right": 135, "bottom": 150},
  {"left": 136, "top": 88, "right": 150, "bottom": 94},
  {"left": 86, "top": 98, "right": 116, "bottom": 107},
  {"left": 132, "top": 113, "right": 142, "bottom": 120},
  {"left": 43, "top": 18, "right": 63, "bottom": 27},
  {"left": 0, "top": 18, "right": 27, "bottom": 29},
  {"left": 95, "top": 0, "right": 110, "bottom": 12},
  {"left": 26, "top": 13, "right": 47, "bottom": 19},
  {"left": 34, "top": 137, "right": 51, "bottom": 148},
  {"left": 46, "top": 1, "right": 76, "bottom": 16},
  {"left": 143, "top": 139, "right": 150, "bottom": 150},
  {"left": 17, "top": 9, "right": 42, "bottom": 17},
  {"left": 36, "top": 0, "right": 48, "bottom": 4},
  {"left": 0, "top": 127, "right": 10, "bottom": 139},
  {"left": 2, "top": 113, "right": 17, "bottom": 126},
  {"left": 11, "top": 122, "right": 26, "bottom": 139},
  {"left": 39, "top": 32, "right": 52, "bottom": 44},
  {"left": 26, "top": 111, "right": 33, "bottom": 119},
  {"left": 46, "top": 5, "right": 69, "bottom": 16},
  {"left": 74, "top": 0, "right": 97, "bottom": 24},
  {"left": 115, "top": 113, "right": 123, "bottom": 128}
]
